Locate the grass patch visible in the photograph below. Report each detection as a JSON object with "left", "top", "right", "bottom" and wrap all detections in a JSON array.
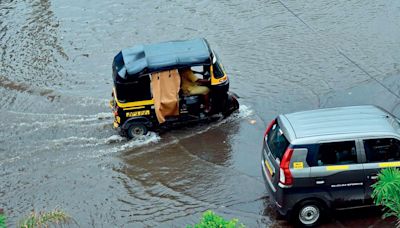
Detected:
[
  {"left": 19, "top": 210, "right": 71, "bottom": 228},
  {"left": 187, "top": 210, "right": 245, "bottom": 228}
]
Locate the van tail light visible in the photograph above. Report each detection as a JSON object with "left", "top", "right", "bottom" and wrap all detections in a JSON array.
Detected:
[
  {"left": 279, "top": 148, "right": 294, "bottom": 186},
  {"left": 264, "top": 119, "right": 276, "bottom": 138}
]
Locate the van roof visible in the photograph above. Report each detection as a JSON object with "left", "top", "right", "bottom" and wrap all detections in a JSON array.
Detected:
[{"left": 279, "top": 105, "right": 400, "bottom": 144}]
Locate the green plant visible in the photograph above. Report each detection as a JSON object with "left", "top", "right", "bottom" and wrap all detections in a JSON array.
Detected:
[
  {"left": 187, "top": 210, "right": 245, "bottom": 228},
  {"left": 372, "top": 167, "right": 400, "bottom": 227},
  {"left": 19, "top": 210, "right": 71, "bottom": 228},
  {"left": 0, "top": 211, "right": 6, "bottom": 228}
]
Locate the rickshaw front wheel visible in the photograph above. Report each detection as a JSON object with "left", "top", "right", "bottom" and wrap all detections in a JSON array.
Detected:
[{"left": 126, "top": 123, "right": 148, "bottom": 139}]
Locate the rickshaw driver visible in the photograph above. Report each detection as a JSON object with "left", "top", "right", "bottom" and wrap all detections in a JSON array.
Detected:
[
  {"left": 179, "top": 67, "right": 211, "bottom": 112},
  {"left": 179, "top": 67, "right": 210, "bottom": 96}
]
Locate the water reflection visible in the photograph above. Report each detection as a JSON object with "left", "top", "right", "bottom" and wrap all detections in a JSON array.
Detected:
[
  {"left": 115, "top": 124, "right": 237, "bottom": 220},
  {"left": 114, "top": 119, "right": 268, "bottom": 226},
  {"left": 261, "top": 197, "right": 291, "bottom": 227}
]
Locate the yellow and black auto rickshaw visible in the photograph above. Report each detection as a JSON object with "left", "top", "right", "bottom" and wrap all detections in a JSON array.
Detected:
[{"left": 110, "top": 38, "right": 239, "bottom": 138}]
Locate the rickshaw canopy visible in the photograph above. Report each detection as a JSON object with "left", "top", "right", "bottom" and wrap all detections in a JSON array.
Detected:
[{"left": 114, "top": 38, "right": 212, "bottom": 80}]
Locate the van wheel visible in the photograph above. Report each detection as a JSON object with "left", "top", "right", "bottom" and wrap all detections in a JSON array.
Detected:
[
  {"left": 127, "top": 123, "right": 148, "bottom": 139},
  {"left": 294, "top": 200, "right": 324, "bottom": 227}
]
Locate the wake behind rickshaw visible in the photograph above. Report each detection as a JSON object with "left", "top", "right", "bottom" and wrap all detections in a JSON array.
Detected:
[{"left": 110, "top": 38, "right": 239, "bottom": 138}]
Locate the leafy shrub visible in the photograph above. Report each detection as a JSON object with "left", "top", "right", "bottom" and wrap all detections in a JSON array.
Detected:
[
  {"left": 187, "top": 210, "right": 245, "bottom": 228},
  {"left": 372, "top": 167, "right": 400, "bottom": 227},
  {"left": 0, "top": 211, "right": 5, "bottom": 228}
]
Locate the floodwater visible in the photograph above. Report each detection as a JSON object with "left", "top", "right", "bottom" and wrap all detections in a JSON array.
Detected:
[{"left": 1, "top": 0, "right": 399, "bottom": 227}]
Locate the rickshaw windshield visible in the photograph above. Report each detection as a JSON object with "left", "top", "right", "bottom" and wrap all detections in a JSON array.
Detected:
[
  {"left": 113, "top": 52, "right": 127, "bottom": 78},
  {"left": 113, "top": 52, "right": 124, "bottom": 71},
  {"left": 212, "top": 53, "right": 226, "bottom": 79},
  {"left": 213, "top": 61, "right": 225, "bottom": 79}
]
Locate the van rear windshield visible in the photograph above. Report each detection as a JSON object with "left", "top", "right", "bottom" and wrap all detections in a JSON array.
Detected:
[{"left": 266, "top": 121, "right": 289, "bottom": 160}]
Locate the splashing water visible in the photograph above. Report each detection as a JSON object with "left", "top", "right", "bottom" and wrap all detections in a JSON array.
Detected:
[{"left": 97, "top": 104, "right": 254, "bottom": 155}]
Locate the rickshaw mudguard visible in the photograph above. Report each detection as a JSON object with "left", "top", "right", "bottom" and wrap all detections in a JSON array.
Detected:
[
  {"left": 222, "top": 93, "right": 239, "bottom": 117},
  {"left": 121, "top": 117, "right": 153, "bottom": 130}
]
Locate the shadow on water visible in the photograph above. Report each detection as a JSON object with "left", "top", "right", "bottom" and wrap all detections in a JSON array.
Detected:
[
  {"left": 111, "top": 111, "right": 274, "bottom": 226},
  {"left": 114, "top": 121, "right": 245, "bottom": 224}
]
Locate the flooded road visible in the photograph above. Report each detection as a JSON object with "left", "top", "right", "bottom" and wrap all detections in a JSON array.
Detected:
[{"left": 1, "top": 0, "right": 400, "bottom": 227}]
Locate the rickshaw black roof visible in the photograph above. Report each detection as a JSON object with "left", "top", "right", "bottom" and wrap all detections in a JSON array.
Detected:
[{"left": 115, "top": 38, "right": 212, "bottom": 79}]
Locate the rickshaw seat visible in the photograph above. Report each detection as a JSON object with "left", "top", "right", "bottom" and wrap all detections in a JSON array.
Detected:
[{"left": 183, "top": 95, "right": 201, "bottom": 103}]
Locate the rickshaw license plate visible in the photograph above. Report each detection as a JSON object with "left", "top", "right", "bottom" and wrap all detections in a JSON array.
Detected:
[{"left": 126, "top": 110, "right": 150, "bottom": 117}]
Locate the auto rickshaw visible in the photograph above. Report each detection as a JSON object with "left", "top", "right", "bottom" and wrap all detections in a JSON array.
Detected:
[{"left": 110, "top": 38, "right": 239, "bottom": 138}]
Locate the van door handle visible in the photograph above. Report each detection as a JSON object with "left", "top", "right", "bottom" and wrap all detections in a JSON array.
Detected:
[
  {"left": 370, "top": 175, "right": 378, "bottom": 180},
  {"left": 316, "top": 180, "right": 325, "bottom": 185}
]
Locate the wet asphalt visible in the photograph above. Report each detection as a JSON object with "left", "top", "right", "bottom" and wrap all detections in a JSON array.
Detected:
[{"left": 1, "top": 0, "right": 400, "bottom": 227}]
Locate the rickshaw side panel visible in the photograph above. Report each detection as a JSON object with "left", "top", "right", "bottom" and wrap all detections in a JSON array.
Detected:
[{"left": 114, "top": 76, "right": 152, "bottom": 102}]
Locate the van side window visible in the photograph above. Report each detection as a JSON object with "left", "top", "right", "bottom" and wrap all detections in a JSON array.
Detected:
[
  {"left": 316, "top": 141, "right": 357, "bottom": 166},
  {"left": 363, "top": 138, "right": 400, "bottom": 163}
]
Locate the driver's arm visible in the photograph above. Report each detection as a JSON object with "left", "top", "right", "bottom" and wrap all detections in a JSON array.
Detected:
[{"left": 196, "top": 78, "right": 210, "bottom": 85}]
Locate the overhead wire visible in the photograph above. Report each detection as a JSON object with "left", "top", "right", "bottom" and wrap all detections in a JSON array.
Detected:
[{"left": 275, "top": 0, "right": 400, "bottom": 101}]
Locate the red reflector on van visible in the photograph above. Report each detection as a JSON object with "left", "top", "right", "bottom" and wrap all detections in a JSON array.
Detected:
[
  {"left": 279, "top": 148, "right": 294, "bottom": 186},
  {"left": 264, "top": 119, "right": 276, "bottom": 138}
]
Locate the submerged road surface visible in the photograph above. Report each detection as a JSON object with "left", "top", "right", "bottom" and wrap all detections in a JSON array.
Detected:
[{"left": 1, "top": 0, "right": 399, "bottom": 227}]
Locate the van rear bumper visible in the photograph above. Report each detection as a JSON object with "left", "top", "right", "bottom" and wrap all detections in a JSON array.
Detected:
[{"left": 261, "top": 159, "right": 292, "bottom": 218}]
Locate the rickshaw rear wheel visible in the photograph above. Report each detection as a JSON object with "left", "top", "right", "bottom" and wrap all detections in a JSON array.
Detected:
[{"left": 126, "top": 123, "right": 148, "bottom": 139}]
